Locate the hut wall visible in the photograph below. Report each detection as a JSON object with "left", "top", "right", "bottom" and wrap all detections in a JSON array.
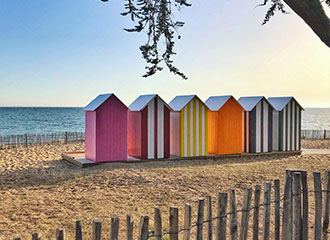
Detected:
[
  {"left": 170, "top": 112, "right": 180, "bottom": 156},
  {"left": 128, "top": 111, "right": 142, "bottom": 159},
  {"left": 85, "top": 111, "right": 96, "bottom": 161}
]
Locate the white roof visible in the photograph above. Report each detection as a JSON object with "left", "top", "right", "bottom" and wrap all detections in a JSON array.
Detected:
[
  {"left": 268, "top": 97, "right": 304, "bottom": 111},
  {"left": 169, "top": 95, "right": 207, "bottom": 111},
  {"left": 205, "top": 95, "right": 233, "bottom": 111},
  {"left": 238, "top": 96, "right": 273, "bottom": 111},
  {"left": 128, "top": 94, "right": 171, "bottom": 111},
  {"left": 83, "top": 93, "right": 113, "bottom": 111}
]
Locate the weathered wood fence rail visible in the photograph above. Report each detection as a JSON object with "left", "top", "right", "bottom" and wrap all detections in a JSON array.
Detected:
[
  {"left": 8, "top": 170, "right": 330, "bottom": 240},
  {"left": 301, "top": 129, "right": 330, "bottom": 140}
]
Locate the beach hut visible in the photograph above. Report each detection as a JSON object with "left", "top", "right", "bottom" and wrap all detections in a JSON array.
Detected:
[
  {"left": 169, "top": 95, "right": 209, "bottom": 157},
  {"left": 128, "top": 94, "right": 171, "bottom": 159},
  {"left": 83, "top": 93, "right": 128, "bottom": 162},
  {"left": 268, "top": 97, "right": 303, "bottom": 151},
  {"left": 238, "top": 96, "right": 274, "bottom": 153},
  {"left": 205, "top": 95, "right": 244, "bottom": 155}
]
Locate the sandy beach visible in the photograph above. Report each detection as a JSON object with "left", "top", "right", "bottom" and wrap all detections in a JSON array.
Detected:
[{"left": 0, "top": 141, "right": 329, "bottom": 239}]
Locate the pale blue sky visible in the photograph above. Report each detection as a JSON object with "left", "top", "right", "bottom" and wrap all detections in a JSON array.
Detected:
[{"left": 0, "top": 0, "right": 329, "bottom": 107}]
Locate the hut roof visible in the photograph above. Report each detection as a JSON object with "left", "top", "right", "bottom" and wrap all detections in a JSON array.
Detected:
[
  {"left": 268, "top": 97, "right": 304, "bottom": 111},
  {"left": 128, "top": 94, "right": 171, "bottom": 111},
  {"left": 238, "top": 96, "right": 273, "bottom": 111},
  {"left": 205, "top": 95, "right": 233, "bottom": 111},
  {"left": 83, "top": 93, "right": 113, "bottom": 111},
  {"left": 169, "top": 95, "right": 207, "bottom": 111}
]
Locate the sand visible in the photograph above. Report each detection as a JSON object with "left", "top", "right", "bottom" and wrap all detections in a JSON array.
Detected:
[
  {"left": 0, "top": 141, "right": 329, "bottom": 239},
  {"left": 302, "top": 139, "right": 330, "bottom": 149}
]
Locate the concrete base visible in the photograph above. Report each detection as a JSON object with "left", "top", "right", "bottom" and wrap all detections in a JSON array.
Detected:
[{"left": 62, "top": 150, "right": 302, "bottom": 168}]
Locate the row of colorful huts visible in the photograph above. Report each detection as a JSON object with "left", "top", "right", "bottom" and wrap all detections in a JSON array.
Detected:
[{"left": 83, "top": 94, "right": 303, "bottom": 162}]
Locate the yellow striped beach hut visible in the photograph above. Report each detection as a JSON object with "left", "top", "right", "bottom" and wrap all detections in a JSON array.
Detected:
[{"left": 169, "top": 95, "right": 209, "bottom": 157}]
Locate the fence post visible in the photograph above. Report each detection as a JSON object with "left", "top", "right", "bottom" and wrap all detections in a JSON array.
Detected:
[
  {"left": 154, "top": 208, "right": 162, "bottom": 240},
  {"left": 65, "top": 132, "right": 68, "bottom": 144},
  {"left": 274, "top": 179, "right": 280, "bottom": 240},
  {"left": 282, "top": 172, "right": 292, "bottom": 240},
  {"left": 230, "top": 189, "right": 238, "bottom": 240},
  {"left": 56, "top": 229, "right": 64, "bottom": 240},
  {"left": 25, "top": 133, "right": 28, "bottom": 147},
  {"left": 75, "top": 220, "right": 82, "bottom": 240},
  {"left": 292, "top": 172, "right": 302, "bottom": 240},
  {"left": 93, "top": 219, "right": 102, "bottom": 240},
  {"left": 314, "top": 172, "right": 322, "bottom": 240},
  {"left": 253, "top": 185, "right": 261, "bottom": 240},
  {"left": 183, "top": 203, "right": 192, "bottom": 240},
  {"left": 32, "top": 233, "right": 40, "bottom": 240},
  {"left": 323, "top": 171, "right": 330, "bottom": 240},
  {"left": 207, "top": 196, "right": 212, "bottom": 240},
  {"left": 110, "top": 216, "right": 119, "bottom": 240},
  {"left": 262, "top": 182, "right": 271, "bottom": 240},
  {"left": 126, "top": 215, "right": 134, "bottom": 240},
  {"left": 196, "top": 198, "right": 205, "bottom": 240},
  {"left": 216, "top": 192, "right": 228, "bottom": 240},
  {"left": 138, "top": 216, "right": 149, "bottom": 240},
  {"left": 240, "top": 188, "right": 252, "bottom": 240},
  {"left": 301, "top": 171, "right": 309, "bottom": 240},
  {"left": 169, "top": 207, "right": 179, "bottom": 240}
]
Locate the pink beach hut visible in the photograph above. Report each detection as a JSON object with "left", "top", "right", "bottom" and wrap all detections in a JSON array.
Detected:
[
  {"left": 83, "top": 93, "right": 128, "bottom": 162},
  {"left": 128, "top": 94, "right": 171, "bottom": 159}
]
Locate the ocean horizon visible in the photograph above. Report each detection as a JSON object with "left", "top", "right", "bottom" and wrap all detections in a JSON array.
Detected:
[{"left": 0, "top": 107, "right": 329, "bottom": 136}]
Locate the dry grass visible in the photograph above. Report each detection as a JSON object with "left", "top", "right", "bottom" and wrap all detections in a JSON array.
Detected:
[
  {"left": 0, "top": 142, "right": 329, "bottom": 239},
  {"left": 302, "top": 139, "right": 330, "bottom": 149}
]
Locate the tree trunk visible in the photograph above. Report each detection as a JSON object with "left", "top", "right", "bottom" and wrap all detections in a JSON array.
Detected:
[{"left": 283, "top": 0, "right": 330, "bottom": 48}]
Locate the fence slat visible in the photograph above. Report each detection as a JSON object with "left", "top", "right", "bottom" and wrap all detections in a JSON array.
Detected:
[
  {"left": 154, "top": 208, "right": 162, "bottom": 240},
  {"left": 274, "top": 179, "right": 280, "bottom": 240},
  {"left": 216, "top": 192, "right": 228, "bottom": 240},
  {"left": 293, "top": 172, "right": 302, "bottom": 240},
  {"left": 196, "top": 198, "right": 205, "bottom": 240},
  {"left": 56, "top": 229, "right": 64, "bottom": 240},
  {"left": 282, "top": 172, "right": 292, "bottom": 240},
  {"left": 110, "top": 216, "right": 119, "bottom": 240},
  {"left": 323, "top": 171, "right": 330, "bottom": 240},
  {"left": 126, "top": 215, "right": 134, "bottom": 240},
  {"left": 170, "top": 207, "right": 179, "bottom": 240},
  {"left": 253, "top": 185, "right": 261, "bottom": 240},
  {"left": 183, "top": 203, "right": 192, "bottom": 240},
  {"left": 138, "top": 216, "right": 149, "bottom": 240},
  {"left": 207, "top": 196, "right": 212, "bottom": 240},
  {"left": 262, "top": 182, "right": 271, "bottom": 240},
  {"left": 301, "top": 171, "right": 309, "bottom": 240},
  {"left": 314, "top": 172, "right": 322, "bottom": 240},
  {"left": 32, "top": 233, "right": 40, "bottom": 240},
  {"left": 240, "top": 188, "right": 252, "bottom": 240},
  {"left": 230, "top": 190, "right": 238, "bottom": 240},
  {"left": 75, "top": 220, "right": 82, "bottom": 240},
  {"left": 93, "top": 219, "right": 102, "bottom": 240}
]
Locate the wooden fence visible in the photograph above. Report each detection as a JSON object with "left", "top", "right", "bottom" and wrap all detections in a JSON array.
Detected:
[
  {"left": 8, "top": 170, "right": 330, "bottom": 240},
  {"left": 301, "top": 129, "right": 330, "bottom": 140},
  {"left": 0, "top": 132, "right": 85, "bottom": 149}
]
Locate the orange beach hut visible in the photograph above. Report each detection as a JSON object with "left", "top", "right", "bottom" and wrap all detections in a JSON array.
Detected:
[{"left": 205, "top": 95, "right": 244, "bottom": 155}]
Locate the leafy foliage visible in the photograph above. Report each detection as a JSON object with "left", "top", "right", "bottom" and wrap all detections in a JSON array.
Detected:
[{"left": 256, "top": 0, "right": 288, "bottom": 24}]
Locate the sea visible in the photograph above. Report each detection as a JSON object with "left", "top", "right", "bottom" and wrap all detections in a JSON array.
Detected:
[{"left": 0, "top": 107, "right": 329, "bottom": 136}]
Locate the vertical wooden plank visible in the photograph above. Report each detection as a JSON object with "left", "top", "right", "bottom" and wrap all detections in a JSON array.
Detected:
[
  {"left": 301, "top": 171, "right": 309, "bottom": 240},
  {"left": 56, "top": 229, "right": 64, "bottom": 240},
  {"left": 323, "top": 171, "right": 330, "bottom": 240},
  {"left": 262, "top": 182, "right": 271, "bottom": 240},
  {"left": 282, "top": 172, "right": 292, "bottom": 240},
  {"left": 314, "top": 172, "right": 322, "bottom": 240},
  {"left": 253, "top": 185, "right": 261, "bottom": 240},
  {"left": 196, "top": 198, "right": 205, "bottom": 240},
  {"left": 207, "top": 196, "right": 213, "bottom": 240},
  {"left": 110, "top": 216, "right": 120, "bottom": 240},
  {"left": 25, "top": 133, "right": 28, "bottom": 147},
  {"left": 183, "top": 203, "right": 192, "bottom": 240},
  {"left": 126, "top": 215, "right": 134, "bottom": 240},
  {"left": 239, "top": 188, "right": 252, "bottom": 240},
  {"left": 154, "top": 208, "right": 162, "bottom": 240},
  {"left": 230, "top": 190, "right": 238, "bottom": 240},
  {"left": 216, "top": 192, "right": 228, "bottom": 240},
  {"left": 75, "top": 220, "right": 82, "bottom": 240},
  {"left": 93, "top": 219, "right": 102, "bottom": 240},
  {"left": 138, "top": 216, "right": 149, "bottom": 240},
  {"left": 170, "top": 207, "right": 179, "bottom": 240},
  {"left": 292, "top": 172, "right": 302, "bottom": 240},
  {"left": 32, "top": 233, "right": 40, "bottom": 240},
  {"left": 65, "top": 131, "right": 68, "bottom": 144},
  {"left": 274, "top": 179, "right": 280, "bottom": 240}
]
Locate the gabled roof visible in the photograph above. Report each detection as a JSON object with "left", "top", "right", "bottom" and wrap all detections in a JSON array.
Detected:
[
  {"left": 268, "top": 97, "right": 304, "bottom": 111},
  {"left": 205, "top": 95, "right": 233, "bottom": 111},
  {"left": 128, "top": 94, "right": 171, "bottom": 111},
  {"left": 238, "top": 96, "right": 273, "bottom": 111},
  {"left": 169, "top": 95, "right": 207, "bottom": 111},
  {"left": 83, "top": 93, "right": 113, "bottom": 111}
]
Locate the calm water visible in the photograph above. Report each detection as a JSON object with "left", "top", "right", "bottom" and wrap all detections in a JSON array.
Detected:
[{"left": 0, "top": 107, "right": 329, "bottom": 136}]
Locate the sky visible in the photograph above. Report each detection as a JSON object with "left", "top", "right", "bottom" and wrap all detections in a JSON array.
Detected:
[{"left": 0, "top": 0, "right": 329, "bottom": 108}]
